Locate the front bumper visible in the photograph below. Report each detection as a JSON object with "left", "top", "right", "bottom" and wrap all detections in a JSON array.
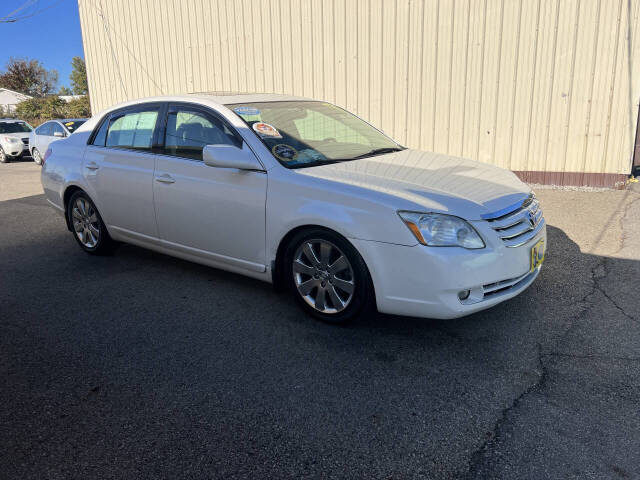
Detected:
[
  {"left": 4, "top": 142, "right": 28, "bottom": 157},
  {"left": 351, "top": 223, "right": 546, "bottom": 319}
]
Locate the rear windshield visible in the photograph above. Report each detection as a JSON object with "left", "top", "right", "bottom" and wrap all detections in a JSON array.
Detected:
[
  {"left": 0, "top": 122, "right": 32, "bottom": 133},
  {"left": 63, "top": 120, "right": 86, "bottom": 133}
]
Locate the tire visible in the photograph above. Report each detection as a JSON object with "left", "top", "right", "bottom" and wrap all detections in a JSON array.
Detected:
[
  {"left": 66, "top": 190, "right": 114, "bottom": 255},
  {"left": 0, "top": 146, "right": 8, "bottom": 163},
  {"left": 32, "top": 148, "right": 42, "bottom": 166},
  {"left": 284, "top": 228, "right": 374, "bottom": 324}
]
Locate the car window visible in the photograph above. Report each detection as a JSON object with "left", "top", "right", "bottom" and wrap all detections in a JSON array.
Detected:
[
  {"left": 91, "top": 117, "right": 110, "bottom": 146},
  {"left": 164, "top": 108, "right": 241, "bottom": 160},
  {"left": 51, "top": 123, "right": 65, "bottom": 136},
  {"left": 293, "top": 109, "right": 368, "bottom": 145},
  {"left": 105, "top": 109, "right": 159, "bottom": 150},
  {"left": 35, "top": 123, "right": 51, "bottom": 136},
  {"left": 62, "top": 120, "right": 85, "bottom": 133},
  {"left": 0, "top": 121, "right": 32, "bottom": 133}
]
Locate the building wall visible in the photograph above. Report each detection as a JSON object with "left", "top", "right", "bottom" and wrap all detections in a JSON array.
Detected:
[
  {"left": 78, "top": 0, "right": 640, "bottom": 186},
  {"left": 0, "top": 89, "right": 31, "bottom": 114}
]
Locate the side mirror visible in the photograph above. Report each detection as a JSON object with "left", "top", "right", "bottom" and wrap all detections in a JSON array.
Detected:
[
  {"left": 203, "top": 143, "right": 263, "bottom": 171},
  {"left": 53, "top": 131, "right": 64, "bottom": 138}
]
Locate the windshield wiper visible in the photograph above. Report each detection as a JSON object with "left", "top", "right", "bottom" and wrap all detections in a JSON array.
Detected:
[{"left": 347, "top": 147, "right": 405, "bottom": 160}]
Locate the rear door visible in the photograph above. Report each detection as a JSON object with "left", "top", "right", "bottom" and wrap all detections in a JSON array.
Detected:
[
  {"left": 84, "top": 103, "right": 163, "bottom": 242},
  {"left": 152, "top": 102, "right": 267, "bottom": 272}
]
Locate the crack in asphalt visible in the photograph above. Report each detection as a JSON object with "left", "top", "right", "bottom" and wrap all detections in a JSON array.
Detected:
[
  {"left": 462, "top": 192, "right": 640, "bottom": 479},
  {"left": 541, "top": 352, "right": 640, "bottom": 362},
  {"left": 462, "top": 343, "right": 548, "bottom": 479},
  {"left": 462, "top": 260, "right": 602, "bottom": 479},
  {"left": 594, "top": 258, "right": 639, "bottom": 325}
]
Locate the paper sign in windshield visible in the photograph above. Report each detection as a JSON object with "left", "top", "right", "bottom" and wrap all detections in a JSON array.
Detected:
[{"left": 253, "top": 122, "right": 282, "bottom": 139}]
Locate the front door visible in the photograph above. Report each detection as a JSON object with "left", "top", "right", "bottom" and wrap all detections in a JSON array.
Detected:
[{"left": 152, "top": 103, "right": 267, "bottom": 272}]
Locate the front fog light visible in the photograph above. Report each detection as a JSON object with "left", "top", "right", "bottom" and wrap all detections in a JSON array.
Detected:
[{"left": 458, "top": 290, "right": 470, "bottom": 301}]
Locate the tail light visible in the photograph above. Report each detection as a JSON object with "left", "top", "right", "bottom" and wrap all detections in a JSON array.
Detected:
[{"left": 43, "top": 147, "right": 52, "bottom": 165}]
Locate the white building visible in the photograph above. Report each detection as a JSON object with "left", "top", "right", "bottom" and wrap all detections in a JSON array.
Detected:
[
  {"left": 59, "top": 94, "right": 85, "bottom": 103},
  {"left": 0, "top": 88, "right": 32, "bottom": 114},
  {"left": 78, "top": 0, "right": 640, "bottom": 187}
]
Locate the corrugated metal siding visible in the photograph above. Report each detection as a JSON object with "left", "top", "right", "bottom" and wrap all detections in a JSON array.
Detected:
[{"left": 78, "top": 0, "right": 640, "bottom": 176}]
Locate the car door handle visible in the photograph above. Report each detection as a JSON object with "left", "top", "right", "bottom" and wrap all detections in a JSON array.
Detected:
[
  {"left": 85, "top": 162, "right": 99, "bottom": 170},
  {"left": 155, "top": 174, "right": 175, "bottom": 184}
]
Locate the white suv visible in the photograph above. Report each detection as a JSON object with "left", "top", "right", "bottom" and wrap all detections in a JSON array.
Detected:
[{"left": 0, "top": 119, "right": 32, "bottom": 163}]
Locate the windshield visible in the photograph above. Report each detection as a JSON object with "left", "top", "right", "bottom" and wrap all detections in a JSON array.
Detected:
[
  {"left": 62, "top": 120, "right": 86, "bottom": 133},
  {"left": 0, "top": 121, "right": 32, "bottom": 133},
  {"left": 228, "top": 101, "right": 403, "bottom": 168}
]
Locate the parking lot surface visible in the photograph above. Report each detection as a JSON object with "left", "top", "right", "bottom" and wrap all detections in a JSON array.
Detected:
[{"left": 1, "top": 159, "right": 639, "bottom": 479}]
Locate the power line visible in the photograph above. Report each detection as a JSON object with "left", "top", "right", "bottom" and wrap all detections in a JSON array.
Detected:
[
  {"left": 84, "top": 0, "right": 164, "bottom": 94},
  {"left": 0, "top": 0, "right": 66, "bottom": 24},
  {"left": 96, "top": 0, "right": 127, "bottom": 97},
  {"left": 0, "top": 0, "right": 39, "bottom": 23}
]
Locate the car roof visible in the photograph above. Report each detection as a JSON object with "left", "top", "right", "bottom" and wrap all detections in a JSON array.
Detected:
[
  {"left": 0, "top": 118, "right": 28, "bottom": 123},
  {"left": 188, "top": 92, "right": 312, "bottom": 104},
  {"left": 44, "top": 118, "right": 87, "bottom": 123},
  {"left": 76, "top": 93, "right": 319, "bottom": 134},
  {"left": 99, "top": 92, "right": 315, "bottom": 113}
]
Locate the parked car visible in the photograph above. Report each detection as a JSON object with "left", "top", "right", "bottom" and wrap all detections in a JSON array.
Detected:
[
  {"left": 29, "top": 118, "right": 87, "bottom": 165},
  {"left": 41, "top": 94, "right": 546, "bottom": 323},
  {"left": 0, "top": 119, "right": 32, "bottom": 163}
]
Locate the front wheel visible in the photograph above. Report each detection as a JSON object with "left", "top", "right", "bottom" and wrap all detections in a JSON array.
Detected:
[
  {"left": 285, "top": 229, "right": 374, "bottom": 324},
  {"left": 66, "top": 191, "right": 114, "bottom": 255},
  {"left": 0, "top": 146, "right": 8, "bottom": 163},
  {"left": 32, "top": 148, "right": 42, "bottom": 165}
]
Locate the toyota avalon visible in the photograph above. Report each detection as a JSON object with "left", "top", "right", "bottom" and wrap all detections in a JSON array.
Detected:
[{"left": 41, "top": 93, "right": 546, "bottom": 323}]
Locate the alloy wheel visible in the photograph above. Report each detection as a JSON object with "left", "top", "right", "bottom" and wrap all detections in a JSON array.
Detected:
[
  {"left": 293, "top": 239, "right": 355, "bottom": 314},
  {"left": 32, "top": 149, "right": 42, "bottom": 165},
  {"left": 71, "top": 197, "right": 100, "bottom": 248}
]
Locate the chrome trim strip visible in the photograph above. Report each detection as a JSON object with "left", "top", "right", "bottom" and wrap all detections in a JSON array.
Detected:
[
  {"left": 483, "top": 268, "right": 538, "bottom": 297},
  {"left": 481, "top": 193, "right": 533, "bottom": 220},
  {"left": 502, "top": 219, "right": 545, "bottom": 248}
]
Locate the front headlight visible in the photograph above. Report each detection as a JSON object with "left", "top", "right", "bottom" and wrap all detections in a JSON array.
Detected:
[
  {"left": 398, "top": 211, "right": 485, "bottom": 249},
  {"left": 3, "top": 137, "right": 20, "bottom": 144}
]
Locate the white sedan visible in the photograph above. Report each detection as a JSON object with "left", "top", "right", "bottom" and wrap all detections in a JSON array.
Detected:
[{"left": 41, "top": 93, "right": 546, "bottom": 322}]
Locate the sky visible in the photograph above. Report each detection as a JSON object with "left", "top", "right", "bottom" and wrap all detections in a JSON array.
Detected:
[{"left": 0, "top": 0, "right": 84, "bottom": 90}]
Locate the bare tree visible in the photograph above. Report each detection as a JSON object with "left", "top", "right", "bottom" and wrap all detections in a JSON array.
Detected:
[{"left": 0, "top": 57, "right": 58, "bottom": 97}]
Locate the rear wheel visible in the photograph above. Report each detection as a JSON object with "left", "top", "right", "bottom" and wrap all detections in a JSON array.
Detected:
[
  {"left": 285, "top": 229, "right": 373, "bottom": 324},
  {"left": 0, "top": 146, "right": 8, "bottom": 163},
  {"left": 66, "top": 191, "right": 114, "bottom": 255},
  {"left": 32, "top": 148, "right": 42, "bottom": 165}
]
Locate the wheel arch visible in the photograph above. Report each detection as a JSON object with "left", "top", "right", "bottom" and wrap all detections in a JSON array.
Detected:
[
  {"left": 272, "top": 224, "right": 375, "bottom": 302},
  {"left": 62, "top": 185, "right": 86, "bottom": 231}
]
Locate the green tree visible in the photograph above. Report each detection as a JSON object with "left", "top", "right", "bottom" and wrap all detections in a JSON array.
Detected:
[
  {"left": 58, "top": 85, "right": 73, "bottom": 95},
  {"left": 64, "top": 96, "right": 91, "bottom": 118},
  {"left": 0, "top": 57, "right": 58, "bottom": 97},
  {"left": 69, "top": 57, "right": 88, "bottom": 95},
  {"left": 15, "top": 96, "right": 67, "bottom": 122}
]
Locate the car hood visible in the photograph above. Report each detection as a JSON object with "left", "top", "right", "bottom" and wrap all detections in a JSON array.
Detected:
[
  {"left": 295, "top": 149, "right": 531, "bottom": 220},
  {"left": 2, "top": 132, "right": 29, "bottom": 140}
]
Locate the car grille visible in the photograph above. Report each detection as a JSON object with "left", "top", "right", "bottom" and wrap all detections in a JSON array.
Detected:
[
  {"left": 483, "top": 270, "right": 533, "bottom": 298},
  {"left": 483, "top": 194, "right": 545, "bottom": 247},
  {"left": 21, "top": 138, "right": 28, "bottom": 145}
]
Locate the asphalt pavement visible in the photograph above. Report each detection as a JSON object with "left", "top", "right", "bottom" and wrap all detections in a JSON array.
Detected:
[{"left": 1, "top": 159, "right": 639, "bottom": 479}]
